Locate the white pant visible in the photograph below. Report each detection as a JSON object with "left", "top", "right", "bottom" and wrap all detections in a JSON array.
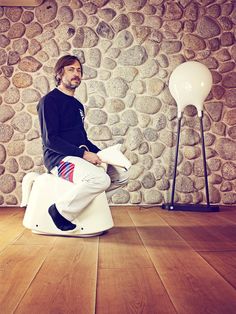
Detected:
[{"left": 50, "top": 156, "right": 129, "bottom": 221}]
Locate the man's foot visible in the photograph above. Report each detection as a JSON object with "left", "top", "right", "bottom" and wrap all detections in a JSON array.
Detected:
[{"left": 48, "top": 204, "right": 77, "bottom": 231}]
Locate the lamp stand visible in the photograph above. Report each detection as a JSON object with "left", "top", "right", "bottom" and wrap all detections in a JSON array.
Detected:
[{"left": 162, "top": 111, "right": 219, "bottom": 212}]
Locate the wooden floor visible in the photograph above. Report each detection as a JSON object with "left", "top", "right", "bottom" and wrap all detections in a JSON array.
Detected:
[{"left": 1, "top": 206, "right": 236, "bottom": 314}]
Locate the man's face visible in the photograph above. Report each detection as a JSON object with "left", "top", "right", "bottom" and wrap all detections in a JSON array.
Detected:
[{"left": 60, "top": 60, "right": 82, "bottom": 90}]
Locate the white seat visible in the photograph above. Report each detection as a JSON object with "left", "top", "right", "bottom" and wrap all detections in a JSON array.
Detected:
[{"left": 22, "top": 173, "right": 114, "bottom": 237}]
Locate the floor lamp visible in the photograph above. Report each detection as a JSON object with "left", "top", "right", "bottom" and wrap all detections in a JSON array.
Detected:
[{"left": 162, "top": 61, "right": 219, "bottom": 212}]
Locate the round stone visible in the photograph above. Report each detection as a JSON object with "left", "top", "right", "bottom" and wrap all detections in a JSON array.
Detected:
[
  {"left": 25, "top": 22, "right": 42, "bottom": 38},
  {"left": 138, "top": 142, "right": 149, "bottom": 154},
  {"left": 0, "top": 144, "right": 6, "bottom": 163},
  {"left": 5, "top": 158, "right": 19, "bottom": 173},
  {"left": 0, "top": 48, "right": 7, "bottom": 65},
  {"left": 111, "top": 123, "right": 128, "bottom": 136},
  {"left": 196, "top": 16, "right": 221, "bottom": 38},
  {"left": 111, "top": 189, "right": 130, "bottom": 204},
  {"left": 215, "top": 138, "right": 236, "bottom": 160},
  {"left": 5, "top": 7, "right": 23, "bottom": 22},
  {"left": 1, "top": 65, "right": 13, "bottom": 77},
  {"left": 0, "top": 34, "right": 10, "bottom": 48},
  {"left": 134, "top": 96, "right": 162, "bottom": 114},
  {"left": 18, "top": 56, "right": 42, "bottom": 72},
  {"left": 228, "top": 126, "right": 236, "bottom": 140},
  {"left": 96, "top": 21, "right": 114, "bottom": 40},
  {"left": 12, "top": 38, "right": 28, "bottom": 55},
  {"left": 35, "top": 0, "right": 58, "bottom": 24},
  {"left": 7, "top": 23, "right": 26, "bottom": 39},
  {"left": 222, "top": 193, "right": 236, "bottom": 205},
  {"left": 118, "top": 45, "right": 147, "bottom": 66},
  {"left": 143, "top": 189, "right": 163, "bottom": 204},
  {"left": 161, "top": 40, "right": 182, "bottom": 54},
  {"left": 58, "top": 6, "right": 73, "bottom": 22},
  {"left": 73, "top": 27, "right": 99, "bottom": 48},
  {"left": 106, "top": 78, "right": 128, "bottom": 98},
  {"left": 128, "top": 165, "right": 144, "bottom": 180},
  {"left": 176, "top": 175, "right": 194, "bottom": 193},
  {"left": 0, "top": 174, "right": 16, "bottom": 193},
  {"left": 126, "top": 128, "right": 143, "bottom": 150},
  {"left": 180, "top": 129, "right": 200, "bottom": 145},
  {"left": 0, "top": 18, "right": 10, "bottom": 32},
  {"left": 87, "top": 109, "right": 107, "bottom": 125},
  {"left": 156, "top": 177, "right": 170, "bottom": 190},
  {"left": 225, "top": 89, "right": 236, "bottom": 108},
  {"left": 183, "top": 34, "right": 206, "bottom": 50},
  {"left": 4, "top": 87, "right": 20, "bottom": 104},
  {"left": 0, "top": 105, "right": 15, "bottom": 123},
  {"left": 87, "top": 126, "right": 112, "bottom": 140},
  {"left": 98, "top": 8, "right": 116, "bottom": 22},
  {"left": 127, "top": 180, "right": 141, "bottom": 192},
  {"left": 21, "top": 88, "right": 41, "bottom": 103},
  {"left": 5, "top": 195, "right": 18, "bottom": 205},
  {"left": 113, "top": 30, "right": 134, "bottom": 48},
  {"left": 222, "top": 72, "right": 236, "bottom": 88},
  {"left": 11, "top": 112, "right": 32, "bottom": 133},
  {"left": 209, "top": 186, "right": 221, "bottom": 203},
  {"left": 222, "top": 162, "right": 236, "bottom": 180},
  {"left": 33, "top": 76, "right": 50, "bottom": 94},
  {"left": 121, "top": 110, "right": 138, "bottom": 126},
  {"left": 22, "top": 11, "right": 34, "bottom": 24},
  {"left": 220, "top": 181, "right": 232, "bottom": 192},
  {"left": 140, "top": 155, "right": 153, "bottom": 169},
  {"left": 7, "top": 141, "right": 25, "bottom": 156},
  {"left": 150, "top": 142, "right": 165, "bottom": 158},
  {"left": 123, "top": 0, "right": 146, "bottom": 10},
  {"left": 159, "top": 130, "right": 175, "bottom": 147},
  {"left": 12, "top": 72, "right": 32, "bottom": 88},
  {"left": 141, "top": 172, "right": 156, "bottom": 189},
  {"left": 106, "top": 99, "right": 125, "bottom": 113},
  {"left": 0, "top": 76, "right": 10, "bottom": 92},
  {"left": 19, "top": 155, "right": 34, "bottom": 170},
  {"left": 183, "top": 146, "right": 201, "bottom": 159},
  {"left": 0, "top": 123, "right": 14, "bottom": 142},
  {"left": 224, "top": 109, "right": 236, "bottom": 126}
]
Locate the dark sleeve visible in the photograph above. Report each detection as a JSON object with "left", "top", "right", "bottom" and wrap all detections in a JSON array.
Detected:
[
  {"left": 85, "top": 138, "right": 100, "bottom": 153},
  {"left": 38, "top": 96, "right": 85, "bottom": 158}
]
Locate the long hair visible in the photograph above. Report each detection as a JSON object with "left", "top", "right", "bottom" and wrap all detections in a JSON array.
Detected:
[{"left": 54, "top": 55, "right": 82, "bottom": 86}]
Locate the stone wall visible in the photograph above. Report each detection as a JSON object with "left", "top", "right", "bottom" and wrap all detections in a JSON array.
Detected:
[{"left": 0, "top": 0, "right": 235, "bottom": 206}]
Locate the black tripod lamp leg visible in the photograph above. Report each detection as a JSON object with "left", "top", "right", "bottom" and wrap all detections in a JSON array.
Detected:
[
  {"left": 199, "top": 112, "right": 210, "bottom": 207},
  {"left": 170, "top": 116, "right": 182, "bottom": 207}
]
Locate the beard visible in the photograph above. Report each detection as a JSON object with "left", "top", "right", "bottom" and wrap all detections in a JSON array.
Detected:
[{"left": 63, "top": 79, "right": 81, "bottom": 90}]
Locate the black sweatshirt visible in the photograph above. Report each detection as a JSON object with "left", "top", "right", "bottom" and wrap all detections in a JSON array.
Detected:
[{"left": 37, "top": 88, "right": 100, "bottom": 171}]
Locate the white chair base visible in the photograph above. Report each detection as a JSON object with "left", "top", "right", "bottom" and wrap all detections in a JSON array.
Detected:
[{"left": 22, "top": 173, "right": 114, "bottom": 237}]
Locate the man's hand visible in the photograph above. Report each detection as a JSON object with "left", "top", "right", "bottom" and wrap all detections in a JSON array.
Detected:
[{"left": 83, "top": 151, "right": 102, "bottom": 165}]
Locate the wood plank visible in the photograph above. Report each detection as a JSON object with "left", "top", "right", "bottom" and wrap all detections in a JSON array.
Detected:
[
  {"left": 129, "top": 209, "right": 236, "bottom": 314},
  {"left": 216, "top": 206, "right": 236, "bottom": 224},
  {"left": 15, "top": 236, "right": 99, "bottom": 314},
  {"left": 158, "top": 208, "right": 236, "bottom": 251},
  {"left": 14, "top": 228, "right": 57, "bottom": 246},
  {"left": 200, "top": 251, "right": 236, "bottom": 289},
  {"left": 0, "top": 210, "right": 25, "bottom": 253},
  {"left": 0, "top": 245, "right": 51, "bottom": 313},
  {"left": 96, "top": 268, "right": 177, "bottom": 314},
  {"left": 99, "top": 207, "right": 153, "bottom": 269}
]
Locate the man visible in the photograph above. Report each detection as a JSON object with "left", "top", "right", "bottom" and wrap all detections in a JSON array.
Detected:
[{"left": 37, "top": 55, "right": 129, "bottom": 232}]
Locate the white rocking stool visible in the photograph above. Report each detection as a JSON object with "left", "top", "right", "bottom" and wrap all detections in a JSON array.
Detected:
[{"left": 21, "top": 172, "right": 114, "bottom": 237}]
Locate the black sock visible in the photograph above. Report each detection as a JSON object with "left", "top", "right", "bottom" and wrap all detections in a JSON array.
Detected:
[{"left": 48, "top": 204, "right": 77, "bottom": 231}]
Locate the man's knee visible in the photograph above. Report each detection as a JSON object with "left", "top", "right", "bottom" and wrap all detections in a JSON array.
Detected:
[
  {"left": 100, "top": 172, "right": 111, "bottom": 191},
  {"left": 92, "top": 171, "right": 111, "bottom": 192}
]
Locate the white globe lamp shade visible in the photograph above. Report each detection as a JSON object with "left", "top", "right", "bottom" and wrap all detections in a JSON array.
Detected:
[{"left": 169, "top": 61, "right": 213, "bottom": 117}]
